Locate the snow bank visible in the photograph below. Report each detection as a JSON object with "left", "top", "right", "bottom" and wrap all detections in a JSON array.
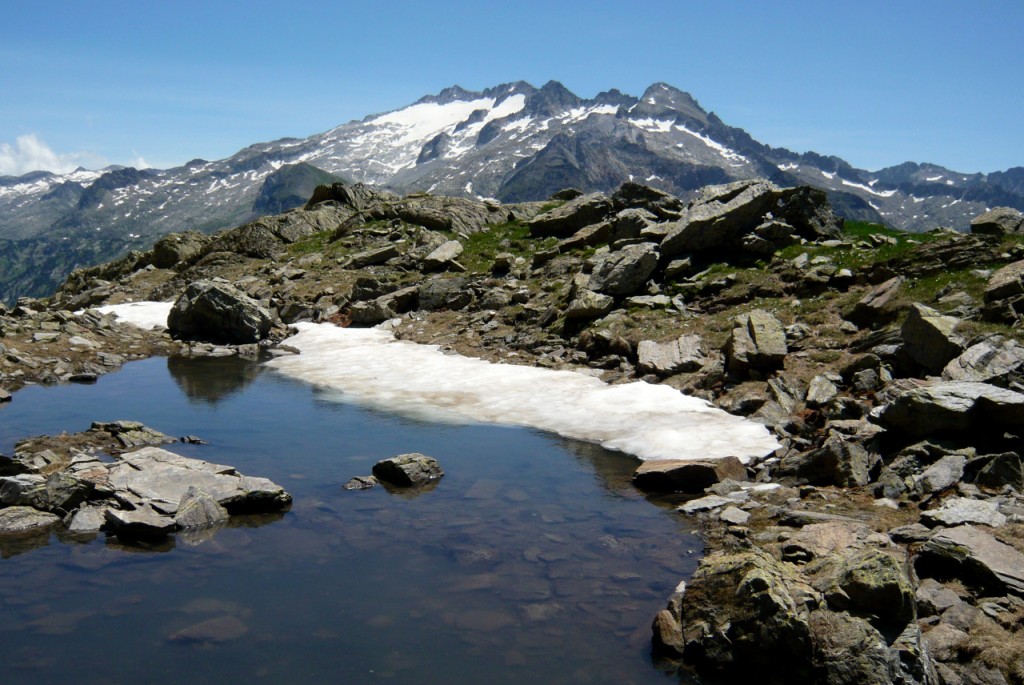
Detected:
[
  {"left": 93, "top": 301, "right": 173, "bottom": 330},
  {"left": 266, "top": 322, "right": 780, "bottom": 463}
]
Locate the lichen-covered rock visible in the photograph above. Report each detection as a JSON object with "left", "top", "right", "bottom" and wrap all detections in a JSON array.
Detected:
[
  {"left": 969, "top": 206, "right": 1024, "bottom": 235},
  {"left": 724, "top": 309, "right": 787, "bottom": 374},
  {"left": 528, "top": 193, "right": 614, "bottom": 238},
  {"left": 151, "top": 231, "right": 211, "bottom": 269},
  {"left": 917, "top": 524, "right": 1024, "bottom": 597},
  {"left": 372, "top": 453, "right": 444, "bottom": 488},
  {"left": 0, "top": 505, "right": 61, "bottom": 536},
  {"left": 942, "top": 336, "right": 1024, "bottom": 387}
]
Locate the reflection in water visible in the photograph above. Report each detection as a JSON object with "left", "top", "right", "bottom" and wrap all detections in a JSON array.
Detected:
[
  {"left": 166, "top": 355, "right": 264, "bottom": 405},
  {"left": 0, "top": 356, "right": 700, "bottom": 685}
]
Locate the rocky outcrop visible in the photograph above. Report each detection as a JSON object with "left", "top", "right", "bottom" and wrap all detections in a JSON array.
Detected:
[
  {"left": 969, "top": 206, "right": 1024, "bottom": 235},
  {"left": 152, "top": 231, "right": 212, "bottom": 269},
  {"left": 168, "top": 280, "right": 277, "bottom": 344},
  {"left": 877, "top": 381, "right": 1024, "bottom": 438}
]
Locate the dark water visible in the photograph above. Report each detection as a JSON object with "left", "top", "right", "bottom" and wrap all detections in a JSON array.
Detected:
[{"left": 0, "top": 356, "right": 699, "bottom": 684}]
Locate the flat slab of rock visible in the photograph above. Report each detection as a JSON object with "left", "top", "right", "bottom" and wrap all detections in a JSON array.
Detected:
[
  {"left": 372, "top": 453, "right": 443, "bottom": 487},
  {"left": 919, "top": 524, "right": 1024, "bottom": 597},
  {"left": 878, "top": 381, "right": 1024, "bottom": 438},
  {"left": 921, "top": 497, "right": 1007, "bottom": 528},
  {"left": 104, "top": 506, "right": 177, "bottom": 539},
  {"left": 636, "top": 335, "right": 706, "bottom": 376},
  {"left": 422, "top": 240, "right": 464, "bottom": 272},
  {"left": 633, "top": 457, "right": 746, "bottom": 493},
  {"left": 0, "top": 505, "right": 61, "bottom": 536},
  {"left": 96, "top": 446, "right": 291, "bottom": 515}
]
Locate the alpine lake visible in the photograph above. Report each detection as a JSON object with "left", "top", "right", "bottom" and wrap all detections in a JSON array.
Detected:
[{"left": 0, "top": 354, "right": 703, "bottom": 684}]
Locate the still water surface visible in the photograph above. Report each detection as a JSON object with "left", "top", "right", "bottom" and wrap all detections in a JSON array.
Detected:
[{"left": 0, "top": 356, "right": 699, "bottom": 684}]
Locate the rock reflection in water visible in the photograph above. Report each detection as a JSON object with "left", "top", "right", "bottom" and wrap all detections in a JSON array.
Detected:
[{"left": 166, "top": 355, "right": 264, "bottom": 405}]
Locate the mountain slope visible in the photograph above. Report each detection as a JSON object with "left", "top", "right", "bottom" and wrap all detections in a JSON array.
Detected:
[{"left": 2, "top": 80, "right": 1022, "bottom": 302}]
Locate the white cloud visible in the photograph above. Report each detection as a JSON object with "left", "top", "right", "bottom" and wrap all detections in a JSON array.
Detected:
[{"left": 0, "top": 134, "right": 106, "bottom": 176}]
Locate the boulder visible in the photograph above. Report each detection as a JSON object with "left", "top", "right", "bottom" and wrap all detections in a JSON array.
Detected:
[
  {"left": 915, "top": 454, "right": 967, "bottom": 495},
  {"left": 151, "top": 231, "right": 211, "bottom": 269},
  {"left": 942, "top": 336, "right": 1024, "bottom": 387},
  {"left": 344, "top": 244, "right": 401, "bottom": 268},
  {"left": 608, "top": 208, "right": 657, "bottom": 242},
  {"left": 969, "top": 206, "right": 1024, "bottom": 235},
  {"left": 845, "top": 276, "right": 904, "bottom": 328},
  {"left": 418, "top": 277, "right": 472, "bottom": 311},
  {"left": 805, "top": 375, "right": 840, "bottom": 409},
  {"left": 174, "top": 486, "right": 230, "bottom": 529},
  {"left": 0, "top": 505, "right": 61, "bottom": 536},
  {"left": 811, "top": 548, "right": 916, "bottom": 626},
  {"left": 921, "top": 497, "right": 1007, "bottom": 528},
  {"left": 900, "top": 304, "right": 964, "bottom": 374},
  {"left": 724, "top": 309, "right": 787, "bottom": 374},
  {"left": 564, "top": 290, "right": 615, "bottom": 320},
  {"left": 104, "top": 505, "right": 177, "bottom": 540},
  {"left": 982, "top": 259, "right": 1024, "bottom": 323},
  {"left": 588, "top": 242, "right": 659, "bottom": 295},
  {"left": 632, "top": 457, "right": 747, "bottom": 493},
  {"left": 660, "top": 181, "right": 841, "bottom": 258},
  {"left": 422, "top": 240, "right": 465, "bottom": 272},
  {"left": 372, "top": 453, "right": 444, "bottom": 488},
  {"left": 168, "top": 280, "right": 275, "bottom": 344},
  {"left": 917, "top": 524, "right": 1024, "bottom": 597},
  {"left": 93, "top": 446, "right": 291, "bottom": 515},
  {"left": 877, "top": 381, "right": 1024, "bottom": 438},
  {"left": 975, "top": 452, "right": 1024, "bottom": 492},
  {"left": 528, "top": 193, "right": 614, "bottom": 238},
  {"left": 781, "top": 433, "right": 879, "bottom": 487},
  {"left": 636, "top": 335, "right": 706, "bottom": 376}
]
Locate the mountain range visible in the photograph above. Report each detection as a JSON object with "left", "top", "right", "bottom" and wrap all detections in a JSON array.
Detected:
[{"left": 2, "top": 79, "right": 1022, "bottom": 303}]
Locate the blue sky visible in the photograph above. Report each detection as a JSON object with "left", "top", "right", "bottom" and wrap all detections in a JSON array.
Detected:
[{"left": 1, "top": 0, "right": 1021, "bottom": 176}]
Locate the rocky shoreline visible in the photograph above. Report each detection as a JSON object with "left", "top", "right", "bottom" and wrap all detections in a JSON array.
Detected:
[{"left": 3, "top": 180, "right": 1024, "bottom": 684}]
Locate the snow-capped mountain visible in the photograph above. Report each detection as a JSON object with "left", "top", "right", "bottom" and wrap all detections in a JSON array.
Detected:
[{"left": 2, "top": 80, "right": 1022, "bottom": 302}]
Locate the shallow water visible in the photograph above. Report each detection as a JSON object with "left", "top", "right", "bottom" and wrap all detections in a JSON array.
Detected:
[{"left": 0, "top": 356, "right": 699, "bottom": 684}]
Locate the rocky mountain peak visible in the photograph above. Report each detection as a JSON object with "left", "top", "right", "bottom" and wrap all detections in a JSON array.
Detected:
[{"left": 524, "top": 80, "right": 584, "bottom": 117}]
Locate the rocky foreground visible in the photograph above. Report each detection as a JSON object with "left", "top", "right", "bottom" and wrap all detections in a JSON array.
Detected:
[{"left": 3, "top": 180, "right": 1024, "bottom": 683}]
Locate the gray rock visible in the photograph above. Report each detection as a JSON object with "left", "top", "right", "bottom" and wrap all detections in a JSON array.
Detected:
[
  {"left": 982, "top": 259, "right": 1024, "bottom": 323},
  {"left": 914, "top": 578, "right": 965, "bottom": 617},
  {"left": 677, "top": 494, "right": 734, "bottom": 513},
  {"left": 343, "top": 475, "right": 378, "bottom": 490},
  {"left": 918, "top": 524, "right": 1024, "bottom": 596},
  {"left": 608, "top": 207, "right": 657, "bottom": 242},
  {"left": 168, "top": 280, "right": 275, "bottom": 344},
  {"left": 174, "top": 486, "right": 230, "bottom": 529},
  {"left": 632, "top": 457, "right": 747, "bottom": 494},
  {"left": 588, "top": 242, "right": 659, "bottom": 295},
  {"left": 422, "top": 240, "right": 464, "bottom": 272},
  {"left": 901, "top": 303, "right": 965, "bottom": 374},
  {"left": 921, "top": 497, "right": 1007, "bottom": 528},
  {"left": 95, "top": 446, "right": 291, "bottom": 515},
  {"left": 942, "top": 336, "right": 1024, "bottom": 387},
  {"left": 719, "top": 506, "right": 750, "bottom": 525},
  {"left": 0, "top": 505, "right": 61, "bottom": 535},
  {"left": 724, "top": 309, "right": 787, "bottom": 374},
  {"left": 660, "top": 181, "right": 840, "bottom": 258},
  {"left": 975, "top": 452, "right": 1024, "bottom": 492},
  {"left": 152, "top": 231, "right": 211, "bottom": 268},
  {"left": 104, "top": 505, "right": 177, "bottom": 539},
  {"left": 812, "top": 548, "right": 916, "bottom": 625},
  {"left": 418, "top": 277, "right": 471, "bottom": 311},
  {"left": 64, "top": 504, "right": 110, "bottom": 534},
  {"left": 557, "top": 221, "right": 611, "bottom": 252},
  {"left": 970, "top": 206, "right": 1024, "bottom": 235},
  {"left": 877, "top": 381, "right": 1024, "bottom": 438},
  {"left": 528, "top": 193, "right": 614, "bottom": 238},
  {"left": 916, "top": 454, "right": 967, "bottom": 495},
  {"left": 805, "top": 375, "right": 840, "bottom": 408},
  {"left": 344, "top": 244, "right": 401, "bottom": 268},
  {"left": 372, "top": 453, "right": 444, "bottom": 487},
  {"left": 636, "top": 335, "right": 706, "bottom": 376},
  {"left": 782, "top": 433, "right": 878, "bottom": 487},
  {"left": 845, "top": 276, "right": 903, "bottom": 328},
  {"left": 564, "top": 290, "right": 615, "bottom": 320}
]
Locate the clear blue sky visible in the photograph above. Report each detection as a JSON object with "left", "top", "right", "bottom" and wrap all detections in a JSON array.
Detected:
[{"left": 1, "top": 0, "right": 1021, "bottom": 176}]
